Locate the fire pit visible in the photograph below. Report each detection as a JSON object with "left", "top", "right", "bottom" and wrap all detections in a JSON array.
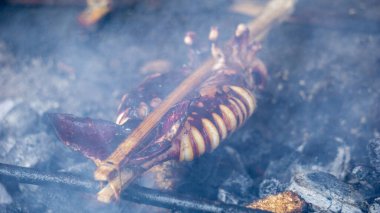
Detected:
[{"left": 0, "top": 0, "right": 379, "bottom": 212}]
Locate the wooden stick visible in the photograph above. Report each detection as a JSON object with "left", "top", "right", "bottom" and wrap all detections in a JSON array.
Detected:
[
  {"left": 246, "top": 0, "right": 297, "bottom": 41},
  {"left": 95, "top": 0, "right": 297, "bottom": 202},
  {"left": 97, "top": 167, "right": 137, "bottom": 203}
]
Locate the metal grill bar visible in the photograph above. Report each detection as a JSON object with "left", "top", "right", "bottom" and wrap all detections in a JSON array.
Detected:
[{"left": 0, "top": 163, "right": 267, "bottom": 213}]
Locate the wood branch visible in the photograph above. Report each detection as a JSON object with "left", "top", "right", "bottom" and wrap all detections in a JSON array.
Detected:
[
  {"left": 230, "top": 0, "right": 267, "bottom": 18},
  {"left": 95, "top": 0, "right": 298, "bottom": 203},
  {"left": 246, "top": 0, "right": 297, "bottom": 41},
  {"left": 232, "top": 0, "right": 380, "bottom": 34},
  {"left": 97, "top": 167, "right": 138, "bottom": 203}
]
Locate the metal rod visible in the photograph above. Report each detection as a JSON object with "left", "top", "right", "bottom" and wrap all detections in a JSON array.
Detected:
[
  {"left": 0, "top": 162, "right": 98, "bottom": 192},
  {"left": 0, "top": 163, "right": 267, "bottom": 213}
]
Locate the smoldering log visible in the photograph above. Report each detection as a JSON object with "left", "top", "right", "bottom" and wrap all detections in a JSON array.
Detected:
[{"left": 0, "top": 163, "right": 267, "bottom": 213}]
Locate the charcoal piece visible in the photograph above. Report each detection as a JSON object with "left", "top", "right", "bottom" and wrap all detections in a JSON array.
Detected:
[
  {"left": 0, "top": 100, "right": 19, "bottom": 141},
  {"left": 218, "top": 187, "right": 240, "bottom": 205},
  {"left": 1, "top": 133, "right": 55, "bottom": 168},
  {"left": 0, "top": 202, "right": 29, "bottom": 213},
  {"left": 3, "top": 103, "right": 39, "bottom": 137},
  {"left": 247, "top": 191, "right": 308, "bottom": 213},
  {"left": 368, "top": 138, "right": 380, "bottom": 173},
  {"left": 351, "top": 166, "right": 374, "bottom": 182},
  {"left": 0, "top": 99, "right": 17, "bottom": 121},
  {"left": 264, "top": 152, "right": 299, "bottom": 182},
  {"left": 265, "top": 138, "right": 351, "bottom": 183},
  {"left": 369, "top": 198, "right": 380, "bottom": 213},
  {"left": 288, "top": 172, "right": 364, "bottom": 213},
  {"left": 180, "top": 147, "right": 250, "bottom": 200},
  {"left": 259, "top": 178, "right": 285, "bottom": 198},
  {"left": 301, "top": 137, "right": 340, "bottom": 166},
  {"left": 217, "top": 171, "right": 255, "bottom": 205},
  {"left": 0, "top": 41, "right": 14, "bottom": 66},
  {"left": 348, "top": 166, "right": 379, "bottom": 199},
  {"left": 299, "top": 137, "right": 351, "bottom": 179},
  {"left": 0, "top": 122, "right": 4, "bottom": 140},
  {"left": 18, "top": 184, "right": 121, "bottom": 213},
  {"left": 0, "top": 183, "right": 12, "bottom": 205}
]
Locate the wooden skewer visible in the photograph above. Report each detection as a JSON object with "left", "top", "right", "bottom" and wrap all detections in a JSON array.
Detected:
[
  {"left": 246, "top": 0, "right": 297, "bottom": 41},
  {"left": 97, "top": 168, "right": 137, "bottom": 203},
  {"left": 95, "top": 0, "right": 297, "bottom": 203}
]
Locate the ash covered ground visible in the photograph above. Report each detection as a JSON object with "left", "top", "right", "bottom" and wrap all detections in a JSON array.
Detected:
[{"left": 0, "top": 1, "right": 380, "bottom": 212}]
